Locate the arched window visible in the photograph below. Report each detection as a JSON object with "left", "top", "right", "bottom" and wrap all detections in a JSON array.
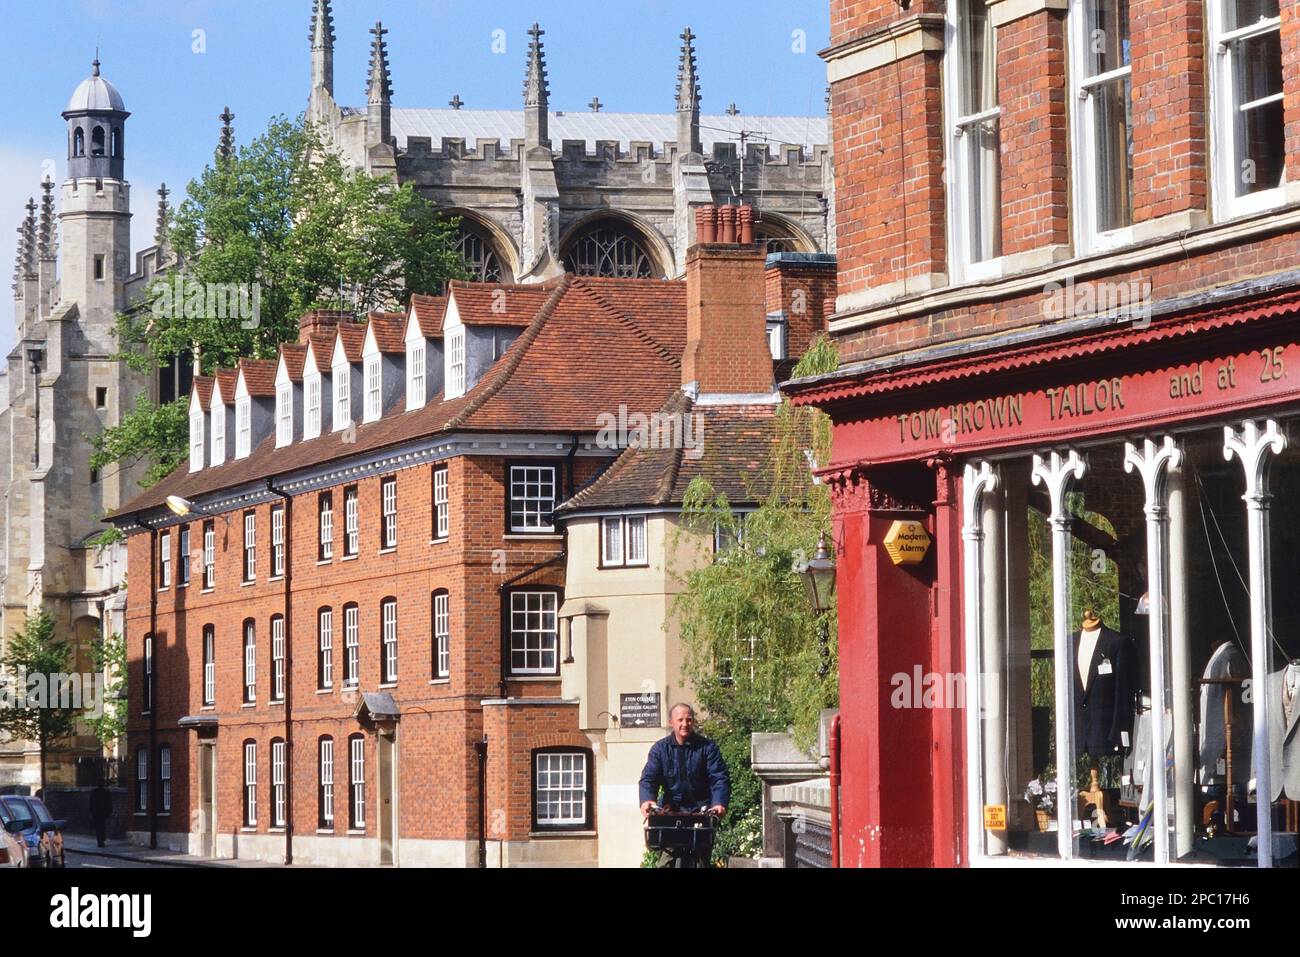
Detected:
[
  {"left": 562, "top": 222, "right": 656, "bottom": 278},
  {"left": 455, "top": 227, "right": 503, "bottom": 282},
  {"left": 754, "top": 227, "right": 799, "bottom": 255},
  {"left": 73, "top": 128, "right": 85, "bottom": 157},
  {"left": 91, "top": 126, "right": 106, "bottom": 157},
  {"left": 111, "top": 128, "right": 122, "bottom": 158}
]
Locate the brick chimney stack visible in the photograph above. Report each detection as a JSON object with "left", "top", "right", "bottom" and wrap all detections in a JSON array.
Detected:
[
  {"left": 298, "top": 309, "right": 351, "bottom": 344},
  {"left": 682, "top": 204, "right": 772, "bottom": 395}
]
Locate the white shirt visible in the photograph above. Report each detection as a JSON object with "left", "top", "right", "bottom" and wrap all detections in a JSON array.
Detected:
[{"left": 1078, "top": 626, "right": 1101, "bottom": 691}]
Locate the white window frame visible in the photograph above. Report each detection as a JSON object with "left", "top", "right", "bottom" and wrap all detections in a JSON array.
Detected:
[
  {"left": 203, "top": 522, "right": 215, "bottom": 589},
  {"left": 381, "top": 477, "right": 398, "bottom": 549},
  {"left": 508, "top": 590, "right": 559, "bottom": 675},
  {"left": 189, "top": 411, "right": 204, "bottom": 472},
  {"left": 407, "top": 340, "right": 426, "bottom": 410},
  {"left": 235, "top": 396, "right": 251, "bottom": 459},
  {"left": 766, "top": 318, "right": 787, "bottom": 361},
  {"left": 1067, "top": 0, "right": 1135, "bottom": 252},
  {"left": 305, "top": 373, "right": 322, "bottom": 439},
  {"left": 271, "top": 506, "right": 285, "bottom": 578},
  {"left": 136, "top": 748, "right": 149, "bottom": 812},
  {"left": 272, "top": 740, "right": 286, "bottom": 828},
  {"left": 159, "top": 531, "right": 172, "bottom": 588},
  {"left": 344, "top": 605, "right": 360, "bottom": 688},
  {"left": 1208, "top": 0, "right": 1287, "bottom": 220},
  {"left": 203, "top": 626, "right": 216, "bottom": 706},
  {"left": 143, "top": 636, "right": 153, "bottom": 715},
  {"left": 350, "top": 736, "right": 366, "bottom": 830},
  {"left": 276, "top": 383, "right": 293, "bottom": 447},
  {"left": 243, "top": 511, "right": 256, "bottom": 582},
  {"left": 333, "top": 363, "right": 351, "bottom": 431},
  {"left": 244, "top": 620, "right": 256, "bottom": 703},
  {"left": 447, "top": 329, "right": 466, "bottom": 398},
  {"left": 601, "top": 516, "right": 625, "bottom": 567},
  {"left": 509, "top": 464, "right": 558, "bottom": 533},
  {"left": 944, "top": 0, "right": 1004, "bottom": 281},
  {"left": 626, "top": 515, "right": 648, "bottom": 565},
  {"left": 344, "top": 486, "right": 359, "bottom": 556},
  {"left": 534, "top": 751, "right": 589, "bottom": 827},
  {"left": 178, "top": 526, "right": 191, "bottom": 587},
  {"left": 211, "top": 404, "right": 226, "bottom": 466},
  {"left": 271, "top": 616, "right": 285, "bottom": 702},
  {"left": 433, "top": 467, "right": 449, "bottom": 540},
  {"left": 381, "top": 598, "right": 398, "bottom": 684},
  {"left": 600, "top": 515, "right": 649, "bottom": 567},
  {"left": 433, "top": 591, "right": 450, "bottom": 679},
  {"left": 319, "top": 608, "right": 334, "bottom": 690},
  {"left": 320, "top": 738, "right": 335, "bottom": 827},
  {"left": 364, "top": 354, "right": 382, "bottom": 423},
  {"left": 160, "top": 745, "right": 172, "bottom": 813},
  {"left": 319, "top": 493, "right": 334, "bottom": 561},
  {"left": 244, "top": 742, "right": 257, "bottom": 827}
]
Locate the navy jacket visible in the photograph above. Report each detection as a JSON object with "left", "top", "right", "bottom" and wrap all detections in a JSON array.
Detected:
[
  {"left": 638, "top": 733, "right": 731, "bottom": 809},
  {"left": 1073, "top": 626, "right": 1137, "bottom": 756}
]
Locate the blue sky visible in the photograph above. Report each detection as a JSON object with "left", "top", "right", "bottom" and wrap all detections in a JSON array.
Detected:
[{"left": 0, "top": 0, "right": 830, "bottom": 359}]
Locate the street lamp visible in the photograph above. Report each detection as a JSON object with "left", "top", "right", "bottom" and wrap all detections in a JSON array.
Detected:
[
  {"left": 166, "top": 494, "right": 231, "bottom": 527},
  {"left": 801, "top": 533, "right": 837, "bottom": 616}
]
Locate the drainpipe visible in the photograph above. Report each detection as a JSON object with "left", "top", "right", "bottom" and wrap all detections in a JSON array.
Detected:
[
  {"left": 474, "top": 736, "right": 488, "bottom": 868},
  {"left": 829, "top": 714, "right": 841, "bottom": 869},
  {"left": 266, "top": 479, "right": 294, "bottom": 866}
]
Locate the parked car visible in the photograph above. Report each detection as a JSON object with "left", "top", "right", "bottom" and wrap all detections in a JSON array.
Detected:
[
  {"left": 0, "top": 795, "right": 65, "bottom": 868},
  {"left": 0, "top": 799, "right": 31, "bottom": 868}
]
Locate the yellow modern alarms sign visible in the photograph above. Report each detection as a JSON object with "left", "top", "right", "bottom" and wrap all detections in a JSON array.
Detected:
[
  {"left": 983, "top": 805, "right": 1007, "bottom": 831},
  {"left": 883, "top": 520, "right": 931, "bottom": 565}
]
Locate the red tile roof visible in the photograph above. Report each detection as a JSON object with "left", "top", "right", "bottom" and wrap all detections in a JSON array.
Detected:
[
  {"left": 335, "top": 322, "right": 367, "bottom": 363},
  {"left": 279, "top": 343, "right": 307, "bottom": 381},
  {"left": 408, "top": 294, "right": 448, "bottom": 338},
  {"left": 237, "top": 358, "right": 278, "bottom": 397},
  {"left": 191, "top": 376, "right": 213, "bottom": 410},
  {"left": 303, "top": 335, "right": 333, "bottom": 374},
  {"left": 366, "top": 315, "right": 406, "bottom": 353},
  {"left": 211, "top": 370, "right": 238, "bottom": 407},
  {"left": 450, "top": 282, "right": 551, "bottom": 327}
]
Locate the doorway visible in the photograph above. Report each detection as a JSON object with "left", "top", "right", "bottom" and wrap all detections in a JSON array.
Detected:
[
  {"left": 377, "top": 730, "right": 397, "bottom": 866},
  {"left": 198, "top": 743, "right": 216, "bottom": 858}
]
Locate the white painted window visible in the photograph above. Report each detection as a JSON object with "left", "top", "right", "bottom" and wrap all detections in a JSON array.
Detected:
[
  {"left": 534, "top": 751, "right": 588, "bottom": 826},
  {"left": 272, "top": 740, "right": 286, "bottom": 828},
  {"left": 211, "top": 405, "right": 225, "bottom": 466},
  {"left": 766, "top": 319, "right": 787, "bottom": 361},
  {"left": 344, "top": 486, "right": 359, "bottom": 556},
  {"left": 243, "top": 511, "right": 256, "bottom": 582},
  {"left": 143, "top": 636, "right": 153, "bottom": 714},
  {"left": 433, "top": 591, "right": 450, "bottom": 678},
  {"left": 600, "top": 515, "right": 648, "bottom": 567},
  {"left": 447, "top": 330, "right": 465, "bottom": 397},
  {"left": 203, "top": 521, "right": 215, "bottom": 589},
  {"left": 1209, "top": 0, "right": 1285, "bottom": 219},
  {"left": 319, "top": 738, "right": 335, "bottom": 828},
  {"left": 318, "top": 608, "right": 333, "bottom": 690},
  {"left": 509, "top": 465, "right": 557, "bottom": 533},
  {"left": 276, "top": 383, "right": 293, "bottom": 447},
  {"left": 160, "top": 745, "right": 172, "bottom": 813},
  {"left": 333, "top": 364, "right": 351, "bottom": 430},
  {"left": 159, "top": 531, "right": 172, "bottom": 588},
  {"left": 244, "top": 619, "right": 256, "bottom": 703},
  {"left": 509, "top": 591, "right": 558, "bottom": 675},
  {"left": 626, "top": 515, "right": 647, "bottom": 565},
  {"left": 408, "top": 340, "right": 426, "bottom": 409},
  {"left": 601, "top": 517, "right": 624, "bottom": 567},
  {"left": 271, "top": 616, "right": 285, "bottom": 702},
  {"left": 433, "top": 467, "right": 450, "bottom": 539},
  {"left": 236, "top": 397, "right": 251, "bottom": 458},
  {"left": 189, "top": 411, "right": 204, "bottom": 471},
  {"left": 344, "top": 605, "right": 360, "bottom": 687},
  {"left": 203, "top": 625, "right": 215, "bottom": 706},
  {"left": 349, "top": 735, "right": 366, "bottom": 830},
  {"left": 364, "top": 354, "right": 382, "bottom": 423},
  {"left": 381, "top": 598, "right": 398, "bottom": 684},
  {"left": 305, "top": 374, "right": 321, "bottom": 439},
  {"left": 946, "top": 0, "right": 1002, "bottom": 277},
  {"left": 178, "top": 527, "right": 191, "bottom": 586},
  {"left": 271, "top": 506, "right": 285, "bottom": 577},
  {"left": 381, "top": 477, "right": 397, "bottom": 549},
  {"left": 1069, "top": 0, "right": 1134, "bottom": 250},
  {"left": 319, "top": 493, "right": 333, "bottom": 561},
  {"left": 244, "top": 741, "right": 257, "bottom": 827},
  {"left": 136, "top": 748, "right": 149, "bottom": 812}
]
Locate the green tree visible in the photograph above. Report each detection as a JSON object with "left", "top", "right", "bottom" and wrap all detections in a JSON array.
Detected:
[
  {"left": 91, "top": 116, "right": 467, "bottom": 487},
  {"left": 667, "top": 335, "right": 840, "bottom": 862},
  {"left": 84, "top": 632, "right": 127, "bottom": 752},
  {"left": 0, "top": 610, "right": 80, "bottom": 794}
]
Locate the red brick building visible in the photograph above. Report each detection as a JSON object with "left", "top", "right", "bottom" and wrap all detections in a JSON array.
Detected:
[
  {"left": 111, "top": 212, "right": 833, "bottom": 866},
  {"left": 790, "top": 0, "right": 1300, "bottom": 868}
]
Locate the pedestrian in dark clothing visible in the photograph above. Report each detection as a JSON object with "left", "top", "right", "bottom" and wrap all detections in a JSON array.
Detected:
[
  {"left": 639, "top": 703, "right": 731, "bottom": 866},
  {"left": 89, "top": 783, "right": 112, "bottom": 847}
]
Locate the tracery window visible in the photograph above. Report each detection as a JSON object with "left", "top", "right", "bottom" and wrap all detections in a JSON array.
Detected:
[
  {"left": 562, "top": 225, "right": 655, "bottom": 279},
  {"left": 456, "top": 228, "right": 503, "bottom": 283}
]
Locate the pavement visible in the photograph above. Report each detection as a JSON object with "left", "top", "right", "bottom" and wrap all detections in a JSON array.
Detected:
[{"left": 61, "top": 833, "right": 300, "bottom": 868}]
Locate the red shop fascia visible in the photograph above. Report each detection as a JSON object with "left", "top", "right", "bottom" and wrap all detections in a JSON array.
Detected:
[{"left": 784, "top": 277, "right": 1300, "bottom": 868}]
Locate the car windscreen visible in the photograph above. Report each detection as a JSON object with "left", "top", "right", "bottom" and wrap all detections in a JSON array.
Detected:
[
  {"left": 28, "top": 800, "right": 52, "bottom": 824},
  {"left": 0, "top": 797, "right": 31, "bottom": 826}
]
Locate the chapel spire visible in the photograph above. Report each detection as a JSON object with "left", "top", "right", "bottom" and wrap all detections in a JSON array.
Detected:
[
  {"left": 310, "top": 0, "right": 335, "bottom": 96},
  {"left": 367, "top": 20, "right": 392, "bottom": 146},
  {"left": 217, "top": 106, "right": 236, "bottom": 162},
  {"left": 38, "top": 178, "right": 56, "bottom": 260},
  {"left": 523, "top": 22, "right": 550, "bottom": 148},
  {"left": 155, "top": 183, "right": 171, "bottom": 249},
  {"left": 20, "top": 198, "right": 37, "bottom": 280},
  {"left": 676, "top": 26, "right": 702, "bottom": 156}
]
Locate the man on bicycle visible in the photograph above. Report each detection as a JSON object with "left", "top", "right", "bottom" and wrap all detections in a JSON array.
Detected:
[{"left": 639, "top": 703, "right": 730, "bottom": 864}]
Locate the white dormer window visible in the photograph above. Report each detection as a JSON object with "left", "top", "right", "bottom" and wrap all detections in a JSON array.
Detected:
[
  {"left": 189, "top": 410, "right": 204, "bottom": 472},
  {"left": 364, "top": 354, "right": 382, "bottom": 423},
  {"left": 407, "top": 341, "right": 426, "bottom": 410},
  {"left": 305, "top": 374, "right": 321, "bottom": 439},
  {"left": 236, "top": 397, "right": 251, "bottom": 458},
  {"left": 276, "top": 383, "right": 292, "bottom": 447},
  {"left": 211, "top": 400, "right": 226, "bottom": 466},
  {"left": 447, "top": 330, "right": 465, "bottom": 399},
  {"left": 333, "top": 362, "right": 351, "bottom": 431}
]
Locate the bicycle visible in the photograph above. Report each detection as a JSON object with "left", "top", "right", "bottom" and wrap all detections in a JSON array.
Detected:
[{"left": 643, "top": 804, "right": 720, "bottom": 868}]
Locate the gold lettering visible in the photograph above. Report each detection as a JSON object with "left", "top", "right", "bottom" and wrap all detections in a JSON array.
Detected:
[
  {"left": 1045, "top": 387, "right": 1058, "bottom": 421},
  {"left": 926, "top": 408, "right": 942, "bottom": 439},
  {"left": 910, "top": 412, "right": 923, "bottom": 441},
  {"left": 1009, "top": 395, "right": 1023, "bottom": 427},
  {"left": 1060, "top": 386, "right": 1075, "bottom": 417},
  {"left": 1095, "top": 378, "right": 1110, "bottom": 410},
  {"left": 972, "top": 400, "right": 986, "bottom": 430},
  {"left": 1111, "top": 378, "right": 1124, "bottom": 408}
]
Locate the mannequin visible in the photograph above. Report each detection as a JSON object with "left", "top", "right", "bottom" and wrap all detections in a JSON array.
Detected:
[
  {"left": 1197, "top": 642, "right": 1251, "bottom": 789},
  {"left": 1073, "top": 608, "right": 1137, "bottom": 757},
  {"left": 1260, "top": 660, "right": 1300, "bottom": 802}
]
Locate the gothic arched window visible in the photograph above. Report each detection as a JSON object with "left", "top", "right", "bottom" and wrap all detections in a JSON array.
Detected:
[
  {"left": 455, "top": 228, "right": 503, "bottom": 283},
  {"left": 754, "top": 224, "right": 801, "bottom": 255},
  {"left": 562, "top": 223, "right": 656, "bottom": 279},
  {"left": 91, "top": 126, "right": 106, "bottom": 157},
  {"left": 111, "top": 128, "right": 122, "bottom": 158},
  {"left": 73, "top": 128, "right": 85, "bottom": 157}
]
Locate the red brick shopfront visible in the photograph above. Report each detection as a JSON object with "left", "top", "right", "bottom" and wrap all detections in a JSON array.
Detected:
[{"left": 787, "top": 280, "right": 1300, "bottom": 869}]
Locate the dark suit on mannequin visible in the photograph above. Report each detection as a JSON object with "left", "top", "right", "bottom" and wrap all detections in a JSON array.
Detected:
[{"left": 1073, "top": 625, "right": 1137, "bottom": 757}]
